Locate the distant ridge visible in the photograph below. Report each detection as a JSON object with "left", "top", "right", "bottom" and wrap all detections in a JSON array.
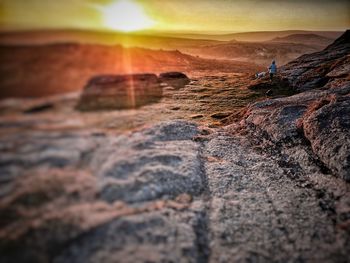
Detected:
[
  {"left": 197, "top": 30, "right": 343, "bottom": 42},
  {"left": 0, "top": 29, "right": 222, "bottom": 48},
  {"left": 269, "top": 33, "right": 334, "bottom": 47},
  {"left": 281, "top": 29, "right": 350, "bottom": 90},
  {"left": 0, "top": 29, "right": 344, "bottom": 45}
]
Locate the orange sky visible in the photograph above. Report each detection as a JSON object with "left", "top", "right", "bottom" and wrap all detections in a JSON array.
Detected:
[{"left": 1, "top": 0, "right": 349, "bottom": 32}]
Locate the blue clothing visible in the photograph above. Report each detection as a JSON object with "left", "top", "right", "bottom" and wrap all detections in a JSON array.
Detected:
[{"left": 269, "top": 63, "right": 277, "bottom": 74}]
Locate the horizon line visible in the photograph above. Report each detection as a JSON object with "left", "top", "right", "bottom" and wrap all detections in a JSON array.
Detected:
[{"left": 0, "top": 27, "right": 348, "bottom": 35}]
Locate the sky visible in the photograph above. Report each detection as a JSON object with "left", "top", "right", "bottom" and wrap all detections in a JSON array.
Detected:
[{"left": 1, "top": 0, "right": 349, "bottom": 33}]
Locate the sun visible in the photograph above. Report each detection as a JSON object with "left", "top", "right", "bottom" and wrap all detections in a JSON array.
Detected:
[{"left": 100, "top": 0, "right": 154, "bottom": 32}]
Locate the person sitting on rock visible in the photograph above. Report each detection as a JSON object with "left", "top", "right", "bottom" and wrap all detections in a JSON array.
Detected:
[{"left": 268, "top": 60, "right": 277, "bottom": 81}]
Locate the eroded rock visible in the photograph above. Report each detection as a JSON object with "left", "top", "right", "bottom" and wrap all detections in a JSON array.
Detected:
[{"left": 302, "top": 96, "right": 350, "bottom": 181}]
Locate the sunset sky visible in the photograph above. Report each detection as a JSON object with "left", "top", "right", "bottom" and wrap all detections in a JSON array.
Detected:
[{"left": 1, "top": 0, "right": 349, "bottom": 33}]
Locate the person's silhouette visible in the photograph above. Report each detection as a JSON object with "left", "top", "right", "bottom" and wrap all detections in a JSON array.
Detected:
[{"left": 268, "top": 60, "right": 277, "bottom": 81}]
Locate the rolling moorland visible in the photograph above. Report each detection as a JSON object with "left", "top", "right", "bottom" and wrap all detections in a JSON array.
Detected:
[{"left": 0, "top": 29, "right": 341, "bottom": 98}]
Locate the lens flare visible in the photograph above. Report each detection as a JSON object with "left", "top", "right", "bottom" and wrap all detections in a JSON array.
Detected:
[{"left": 100, "top": 0, "right": 154, "bottom": 32}]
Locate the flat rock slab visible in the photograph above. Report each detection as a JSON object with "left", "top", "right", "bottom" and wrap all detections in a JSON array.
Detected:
[
  {"left": 204, "top": 132, "right": 350, "bottom": 262},
  {"left": 0, "top": 120, "right": 208, "bottom": 263},
  {"left": 77, "top": 74, "right": 162, "bottom": 111}
]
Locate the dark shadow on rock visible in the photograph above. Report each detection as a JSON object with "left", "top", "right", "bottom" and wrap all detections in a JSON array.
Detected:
[
  {"left": 210, "top": 112, "right": 232, "bottom": 120},
  {"left": 248, "top": 77, "right": 297, "bottom": 97},
  {"left": 301, "top": 95, "right": 350, "bottom": 181},
  {"left": 159, "top": 72, "right": 190, "bottom": 89},
  {"left": 24, "top": 103, "right": 54, "bottom": 114}
]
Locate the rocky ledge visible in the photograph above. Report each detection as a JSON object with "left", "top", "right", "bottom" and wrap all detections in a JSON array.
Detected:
[{"left": 239, "top": 30, "right": 350, "bottom": 181}]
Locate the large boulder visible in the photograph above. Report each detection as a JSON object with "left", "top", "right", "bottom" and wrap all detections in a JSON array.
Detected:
[
  {"left": 77, "top": 74, "right": 162, "bottom": 111},
  {"left": 159, "top": 72, "right": 190, "bottom": 89}
]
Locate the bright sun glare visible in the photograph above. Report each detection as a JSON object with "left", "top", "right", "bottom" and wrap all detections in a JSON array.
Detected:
[{"left": 100, "top": 0, "right": 154, "bottom": 32}]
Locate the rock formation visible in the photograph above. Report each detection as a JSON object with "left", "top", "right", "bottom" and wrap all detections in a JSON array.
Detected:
[
  {"left": 77, "top": 74, "right": 162, "bottom": 111},
  {"left": 280, "top": 30, "right": 350, "bottom": 91},
  {"left": 241, "top": 30, "right": 350, "bottom": 181}
]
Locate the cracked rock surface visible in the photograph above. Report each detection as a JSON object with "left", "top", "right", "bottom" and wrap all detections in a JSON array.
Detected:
[{"left": 0, "top": 119, "right": 349, "bottom": 263}]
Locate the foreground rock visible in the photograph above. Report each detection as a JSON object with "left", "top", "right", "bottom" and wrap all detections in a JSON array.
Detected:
[
  {"left": 77, "top": 74, "right": 162, "bottom": 111},
  {"left": 1, "top": 120, "right": 349, "bottom": 262},
  {"left": 0, "top": 121, "right": 208, "bottom": 263},
  {"left": 205, "top": 130, "right": 350, "bottom": 262},
  {"left": 242, "top": 84, "right": 350, "bottom": 180},
  {"left": 302, "top": 95, "right": 350, "bottom": 181}
]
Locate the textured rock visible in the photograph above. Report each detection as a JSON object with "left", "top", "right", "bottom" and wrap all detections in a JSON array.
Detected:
[
  {"left": 243, "top": 84, "right": 350, "bottom": 180},
  {"left": 245, "top": 102, "right": 307, "bottom": 142},
  {"left": 0, "top": 117, "right": 349, "bottom": 262},
  {"left": 302, "top": 96, "right": 350, "bottom": 181},
  {"left": 204, "top": 131, "right": 350, "bottom": 262},
  {"left": 0, "top": 121, "right": 209, "bottom": 263},
  {"left": 95, "top": 121, "right": 204, "bottom": 203},
  {"left": 280, "top": 30, "right": 350, "bottom": 91},
  {"left": 53, "top": 209, "right": 204, "bottom": 263},
  {"left": 77, "top": 74, "right": 162, "bottom": 111}
]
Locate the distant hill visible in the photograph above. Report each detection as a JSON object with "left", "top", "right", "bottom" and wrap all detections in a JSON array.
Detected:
[
  {"left": 0, "top": 29, "right": 222, "bottom": 50},
  {"left": 184, "top": 41, "right": 322, "bottom": 66},
  {"left": 269, "top": 33, "right": 334, "bottom": 48},
  {"left": 0, "top": 43, "right": 261, "bottom": 98},
  {"left": 0, "top": 29, "right": 342, "bottom": 47},
  {"left": 185, "top": 30, "right": 343, "bottom": 42}
]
